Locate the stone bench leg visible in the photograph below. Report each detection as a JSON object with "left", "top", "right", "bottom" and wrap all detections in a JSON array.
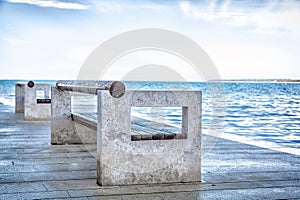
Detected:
[
  {"left": 24, "top": 84, "right": 51, "bottom": 121},
  {"left": 15, "top": 83, "right": 25, "bottom": 113},
  {"left": 97, "top": 90, "right": 202, "bottom": 186},
  {"left": 51, "top": 87, "right": 97, "bottom": 144},
  {"left": 51, "top": 87, "right": 79, "bottom": 144}
]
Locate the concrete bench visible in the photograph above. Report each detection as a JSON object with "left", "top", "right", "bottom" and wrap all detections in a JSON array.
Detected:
[
  {"left": 51, "top": 81, "right": 202, "bottom": 186},
  {"left": 15, "top": 81, "right": 52, "bottom": 120}
]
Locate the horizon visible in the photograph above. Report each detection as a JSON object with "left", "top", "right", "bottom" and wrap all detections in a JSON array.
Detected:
[
  {"left": 1, "top": 78, "right": 300, "bottom": 82},
  {"left": 1, "top": 0, "right": 300, "bottom": 80}
]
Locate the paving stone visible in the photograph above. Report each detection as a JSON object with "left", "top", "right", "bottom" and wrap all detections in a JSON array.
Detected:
[
  {"left": 87, "top": 191, "right": 202, "bottom": 200},
  {"left": 0, "top": 182, "right": 47, "bottom": 194},
  {"left": 0, "top": 170, "right": 96, "bottom": 183},
  {"left": 235, "top": 186, "right": 300, "bottom": 199},
  {"left": 0, "top": 191, "right": 70, "bottom": 200},
  {"left": 68, "top": 187, "right": 141, "bottom": 197},
  {"left": 43, "top": 179, "right": 99, "bottom": 191}
]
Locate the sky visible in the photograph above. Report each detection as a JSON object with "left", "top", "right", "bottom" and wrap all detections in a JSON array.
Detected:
[{"left": 0, "top": 0, "right": 300, "bottom": 81}]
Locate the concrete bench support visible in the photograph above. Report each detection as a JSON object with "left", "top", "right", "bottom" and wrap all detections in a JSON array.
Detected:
[
  {"left": 50, "top": 81, "right": 125, "bottom": 145},
  {"left": 97, "top": 90, "right": 202, "bottom": 186},
  {"left": 15, "top": 82, "right": 51, "bottom": 120},
  {"left": 24, "top": 84, "right": 51, "bottom": 120},
  {"left": 15, "top": 83, "right": 25, "bottom": 113},
  {"left": 51, "top": 87, "right": 96, "bottom": 144}
]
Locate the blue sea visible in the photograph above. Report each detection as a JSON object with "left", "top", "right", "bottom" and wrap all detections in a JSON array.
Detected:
[{"left": 1, "top": 80, "right": 300, "bottom": 152}]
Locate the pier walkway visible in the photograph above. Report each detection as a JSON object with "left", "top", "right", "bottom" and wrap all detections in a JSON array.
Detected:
[{"left": 0, "top": 105, "right": 299, "bottom": 199}]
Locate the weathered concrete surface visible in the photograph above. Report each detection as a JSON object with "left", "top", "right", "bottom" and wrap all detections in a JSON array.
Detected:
[
  {"left": 97, "top": 90, "right": 202, "bottom": 186},
  {"left": 1, "top": 104, "right": 300, "bottom": 199},
  {"left": 24, "top": 83, "right": 52, "bottom": 120},
  {"left": 15, "top": 83, "right": 25, "bottom": 113},
  {"left": 73, "top": 120, "right": 97, "bottom": 144},
  {"left": 51, "top": 87, "right": 97, "bottom": 144},
  {"left": 72, "top": 112, "right": 97, "bottom": 144},
  {"left": 51, "top": 86, "right": 79, "bottom": 144}
]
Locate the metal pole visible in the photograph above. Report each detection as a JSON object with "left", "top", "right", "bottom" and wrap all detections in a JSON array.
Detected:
[{"left": 56, "top": 80, "right": 126, "bottom": 98}]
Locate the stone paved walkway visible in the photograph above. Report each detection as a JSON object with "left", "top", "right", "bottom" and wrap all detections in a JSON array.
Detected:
[{"left": 0, "top": 105, "right": 300, "bottom": 199}]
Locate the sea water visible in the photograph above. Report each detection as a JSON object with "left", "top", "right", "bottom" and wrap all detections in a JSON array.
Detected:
[{"left": 0, "top": 80, "right": 299, "bottom": 150}]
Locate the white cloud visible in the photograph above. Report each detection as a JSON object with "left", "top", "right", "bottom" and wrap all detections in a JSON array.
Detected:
[
  {"left": 91, "top": 0, "right": 171, "bottom": 13},
  {"left": 7, "top": 0, "right": 88, "bottom": 10},
  {"left": 2, "top": 37, "right": 32, "bottom": 45},
  {"left": 251, "top": 28, "right": 280, "bottom": 36},
  {"left": 93, "top": 1, "right": 122, "bottom": 13},
  {"left": 180, "top": 1, "right": 215, "bottom": 20},
  {"left": 179, "top": 0, "right": 300, "bottom": 37},
  {"left": 130, "top": 3, "right": 168, "bottom": 11}
]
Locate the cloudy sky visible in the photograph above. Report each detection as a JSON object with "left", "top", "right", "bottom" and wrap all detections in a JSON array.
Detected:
[{"left": 0, "top": 0, "right": 300, "bottom": 80}]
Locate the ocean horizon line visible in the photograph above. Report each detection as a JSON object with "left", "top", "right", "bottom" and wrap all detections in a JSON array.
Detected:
[{"left": 1, "top": 79, "right": 300, "bottom": 83}]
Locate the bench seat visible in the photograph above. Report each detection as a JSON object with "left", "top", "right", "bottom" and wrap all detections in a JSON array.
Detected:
[{"left": 71, "top": 112, "right": 185, "bottom": 141}]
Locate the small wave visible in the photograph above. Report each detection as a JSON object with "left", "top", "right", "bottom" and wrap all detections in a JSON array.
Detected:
[{"left": 0, "top": 97, "right": 15, "bottom": 106}]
